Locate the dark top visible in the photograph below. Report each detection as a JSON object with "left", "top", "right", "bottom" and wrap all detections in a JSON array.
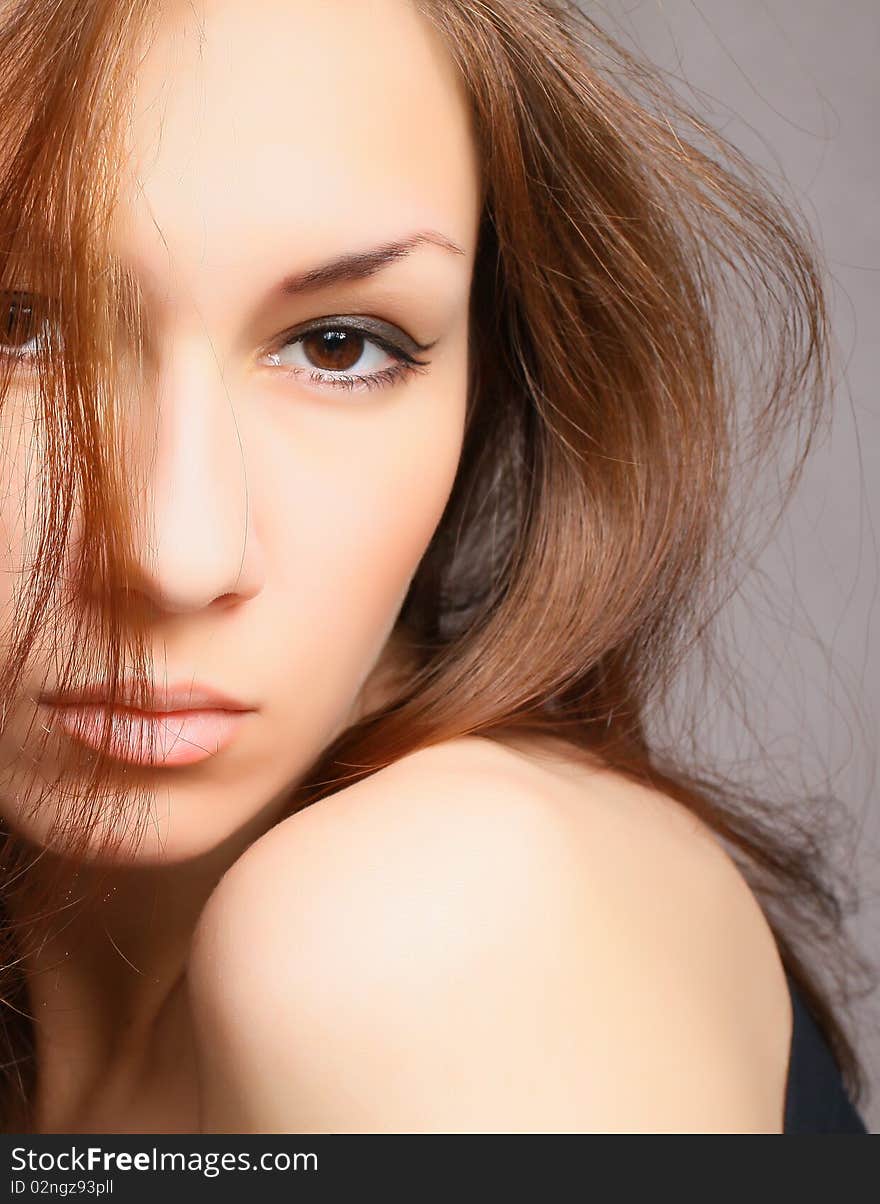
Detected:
[{"left": 783, "top": 971, "right": 869, "bottom": 1133}]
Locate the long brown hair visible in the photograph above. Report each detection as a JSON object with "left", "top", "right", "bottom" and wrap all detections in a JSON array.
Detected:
[{"left": 0, "top": 0, "right": 873, "bottom": 1130}]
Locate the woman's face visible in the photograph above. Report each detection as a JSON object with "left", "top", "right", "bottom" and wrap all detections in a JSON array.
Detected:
[{"left": 0, "top": 0, "right": 480, "bottom": 862}]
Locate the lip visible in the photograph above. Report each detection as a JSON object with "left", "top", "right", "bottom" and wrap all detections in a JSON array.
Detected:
[
  {"left": 38, "top": 704, "right": 252, "bottom": 767},
  {"left": 36, "top": 678, "right": 256, "bottom": 767},
  {"left": 37, "top": 678, "right": 254, "bottom": 714}
]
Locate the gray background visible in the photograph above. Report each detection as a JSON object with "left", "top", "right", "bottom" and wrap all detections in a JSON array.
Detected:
[{"left": 589, "top": 1, "right": 880, "bottom": 1130}]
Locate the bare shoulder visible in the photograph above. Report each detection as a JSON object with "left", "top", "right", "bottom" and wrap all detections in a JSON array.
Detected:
[{"left": 186, "top": 733, "right": 793, "bottom": 1133}]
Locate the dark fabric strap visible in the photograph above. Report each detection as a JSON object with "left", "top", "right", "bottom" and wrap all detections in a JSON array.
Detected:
[{"left": 783, "top": 973, "right": 869, "bottom": 1133}]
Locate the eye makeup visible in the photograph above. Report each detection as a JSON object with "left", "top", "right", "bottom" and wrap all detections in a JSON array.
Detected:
[{"left": 261, "top": 313, "right": 439, "bottom": 395}]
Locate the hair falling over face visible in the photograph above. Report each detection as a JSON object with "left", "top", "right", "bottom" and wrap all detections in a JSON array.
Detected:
[{"left": 0, "top": 0, "right": 872, "bottom": 1132}]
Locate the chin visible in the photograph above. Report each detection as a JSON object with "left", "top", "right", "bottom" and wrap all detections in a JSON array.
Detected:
[{"left": 0, "top": 755, "right": 303, "bottom": 869}]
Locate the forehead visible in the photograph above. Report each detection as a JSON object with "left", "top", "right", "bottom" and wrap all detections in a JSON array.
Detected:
[{"left": 117, "top": 0, "right": 480, "bottom": 283}]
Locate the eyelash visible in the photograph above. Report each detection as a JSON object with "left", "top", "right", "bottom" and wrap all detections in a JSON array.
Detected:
[
  {"left": 0, "top": 295, "right": 434, "bottom": 396},
  {"left": 264, "top": 321, "right": 433, "bottom": 394}
]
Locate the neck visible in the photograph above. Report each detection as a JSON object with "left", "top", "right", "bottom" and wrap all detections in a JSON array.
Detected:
[{"left": 8, "top": 810, "right": 270, "bottom": 1130}]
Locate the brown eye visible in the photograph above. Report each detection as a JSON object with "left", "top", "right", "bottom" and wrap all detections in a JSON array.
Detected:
[
  {"left": 0, "top": 291, "right": 50, "bottom": 356},
  {"left": 300, "top": 329, "right": 365, "bottom": 373},
  {"left": 263, "top": 317, "right": 431, "bottom": 395}
]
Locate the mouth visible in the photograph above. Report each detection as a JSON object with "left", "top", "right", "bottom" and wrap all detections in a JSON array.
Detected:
[
  {"left": 38, "top": 678, "right": 253, "bottom": 713},
  {"left": 37, "top": 681, "right": 255, "bottom": 767}
]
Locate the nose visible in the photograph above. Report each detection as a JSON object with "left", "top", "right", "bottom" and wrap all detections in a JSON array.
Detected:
[{"left": 122, "top": 340, "right": 265, "bottom": 616}]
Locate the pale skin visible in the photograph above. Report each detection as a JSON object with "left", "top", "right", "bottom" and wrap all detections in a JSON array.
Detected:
[{"left": 0, "top": 0, "right": 794, "bottom": 1133}]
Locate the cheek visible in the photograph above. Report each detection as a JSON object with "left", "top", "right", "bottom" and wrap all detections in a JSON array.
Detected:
[
  {"left": 0, "top": 385, "right": 52, "bottom": 620},
  {"left": 274, "top": 394, "right": 464, "bottom": 624},
  {"left": 256, "top": 360, "right": 467, "bottom": 708}
]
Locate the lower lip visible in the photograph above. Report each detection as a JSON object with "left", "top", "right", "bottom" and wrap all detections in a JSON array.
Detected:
[{"left": 41, "top": 704, "right": 250, "bottom": 766}]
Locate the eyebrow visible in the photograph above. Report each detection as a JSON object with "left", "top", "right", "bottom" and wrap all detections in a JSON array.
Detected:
[{"left": 276, "top": 229, "right": 467, "bottom": 297}]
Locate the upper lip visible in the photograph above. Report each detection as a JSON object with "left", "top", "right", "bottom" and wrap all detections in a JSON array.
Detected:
[{"left": 38, "top": 678, "right": 254, "bottom": 714}]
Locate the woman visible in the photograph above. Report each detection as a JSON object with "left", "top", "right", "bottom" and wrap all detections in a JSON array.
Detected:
[{"left": 0, "top": 0, "right": 871, "bottom": 1133}]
